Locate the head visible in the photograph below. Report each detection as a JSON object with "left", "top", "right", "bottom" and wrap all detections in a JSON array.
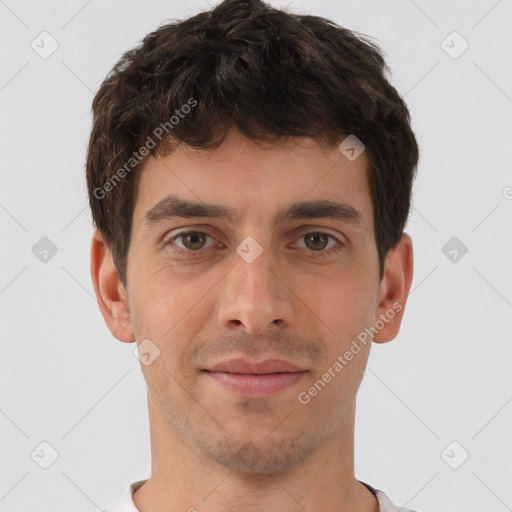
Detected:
[{"left": 88, "top": 0, "right": 417, "bottom": 473}]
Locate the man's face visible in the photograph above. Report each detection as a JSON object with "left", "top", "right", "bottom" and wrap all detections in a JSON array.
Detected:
[{"left": 124, "top": 127, "right": 385, "bottom": 472}]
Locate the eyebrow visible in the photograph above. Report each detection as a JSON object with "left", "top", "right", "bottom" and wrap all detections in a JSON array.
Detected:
[{"left": 143, "top": 194, "right": 364, "bottom": 229}]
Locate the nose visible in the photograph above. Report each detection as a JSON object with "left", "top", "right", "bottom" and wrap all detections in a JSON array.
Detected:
[{"left": 217, "top": 246, "right": 296, "bottom": 334}]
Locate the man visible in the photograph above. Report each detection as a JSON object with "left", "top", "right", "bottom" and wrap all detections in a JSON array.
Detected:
[{"left": 87, "top": 0, "right": 419, "bottom": 510}]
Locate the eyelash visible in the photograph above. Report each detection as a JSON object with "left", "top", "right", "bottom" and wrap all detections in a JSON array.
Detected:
[{"left": 164, "top": 230, "right": 344, "bottom": 257}]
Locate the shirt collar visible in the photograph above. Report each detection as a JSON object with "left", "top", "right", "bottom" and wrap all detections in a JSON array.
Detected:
[{"left": 112, "top": 478, "right": 416, "bottom": 512}]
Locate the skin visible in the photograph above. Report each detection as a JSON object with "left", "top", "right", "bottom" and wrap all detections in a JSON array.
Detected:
[{"left": 91, "top": 126, "right": 413, "bottom": 512}]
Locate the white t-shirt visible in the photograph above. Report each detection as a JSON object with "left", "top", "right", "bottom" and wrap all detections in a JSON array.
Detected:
[{"left": 102, "top": 479, "right": 419, "bottom": 512}]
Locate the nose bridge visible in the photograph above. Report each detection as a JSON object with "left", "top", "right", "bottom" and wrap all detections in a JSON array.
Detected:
[
  {"left": 217, "top": 239, "right": 294, "bottom": 333},
  {"left": 235, "top": 242, "right": 274, "bottom": 295}
]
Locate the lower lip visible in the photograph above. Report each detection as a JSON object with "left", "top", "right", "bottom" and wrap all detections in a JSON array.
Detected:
[{"left": 204, "top": 371, "right": 308, "bottom": 398}]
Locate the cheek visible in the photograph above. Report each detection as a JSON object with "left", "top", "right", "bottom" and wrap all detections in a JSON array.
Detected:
[
  {"left": 292, "top": 260, "right": 376, "bottom": 342},
  {"left": 130, "top": 263, "right": 220, "bottom": 342},
  {"left": 129, "top": 265, "right": 211, "bottom": 393}
]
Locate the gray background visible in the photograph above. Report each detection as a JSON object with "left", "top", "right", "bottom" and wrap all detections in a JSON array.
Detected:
[{"left": 1, "top": 0, "right": 511, "bottom": 511}]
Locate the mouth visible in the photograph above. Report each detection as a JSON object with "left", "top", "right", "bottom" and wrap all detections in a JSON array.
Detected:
[{"left": 202, "top": 358, "right": 308, "bottom": 398}]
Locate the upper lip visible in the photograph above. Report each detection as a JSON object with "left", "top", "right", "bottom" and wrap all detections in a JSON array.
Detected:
[{"left": 205, "top": 358, "right": 306, "bottom": 374}]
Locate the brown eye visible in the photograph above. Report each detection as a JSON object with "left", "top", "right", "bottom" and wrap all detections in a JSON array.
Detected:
[
  {"left": 166, "top": 231, "right": 217, "bottom": 254},
  {"left": 304, "top": 232, "right": 330, "bottom": 251},
  {"left": 294, "top": 231, "right": 342, "bottom": 254},
  {"left": 179, "top": 232, "right": 207, "bottom": 250}
]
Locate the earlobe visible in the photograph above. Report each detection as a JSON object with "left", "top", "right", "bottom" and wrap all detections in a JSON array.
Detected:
[
  {"left": 372, "top": 233, "right": 414, "bottom": 344},
  {"left": 90, "top": 231, "right": 135, "bottom": 343}
]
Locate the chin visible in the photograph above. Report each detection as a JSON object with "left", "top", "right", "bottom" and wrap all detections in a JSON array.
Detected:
[{"left": 197, "top": 431, "right": 322, "bottom": 474}]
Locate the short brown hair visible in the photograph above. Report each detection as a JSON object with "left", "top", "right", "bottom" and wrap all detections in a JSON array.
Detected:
[{"left": 86, "top": 0, "right": 419, "bottom": 287}]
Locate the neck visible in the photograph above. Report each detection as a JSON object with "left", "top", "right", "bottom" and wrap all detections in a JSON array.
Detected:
[{"left": 133, "top": 393, "right": 379, "bottom": 512}]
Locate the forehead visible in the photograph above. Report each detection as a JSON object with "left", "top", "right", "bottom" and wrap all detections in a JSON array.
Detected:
[{"left": 133, "top": 129, "right": 373, "bottom": 232}]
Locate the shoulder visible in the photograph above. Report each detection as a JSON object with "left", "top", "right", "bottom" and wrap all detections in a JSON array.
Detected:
[
  {"left": 101, "top": 479, "right": 148, "bottom": 512},
  {"left": 360, "top": 480, "right": 421, "bottom": 512}
]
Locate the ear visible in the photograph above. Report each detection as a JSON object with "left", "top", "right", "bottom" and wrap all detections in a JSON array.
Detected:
[
  {"left": 372, "top": 233, "right": 413, "bottom": 344},
  {"left": 90, "top": 230, "right": 135, "bottom": 343}
]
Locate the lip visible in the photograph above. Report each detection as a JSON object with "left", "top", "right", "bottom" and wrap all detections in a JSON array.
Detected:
[
  {"left": 203, "top": 358, "right": 308, "bottom": 398},
  {"left": 206, "top": 358, "right": 306, "bottom": 374}
]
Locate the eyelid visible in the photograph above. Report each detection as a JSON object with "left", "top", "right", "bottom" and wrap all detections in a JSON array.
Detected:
[
  {"left": 162, "top": 225, "right": 219, "bottom": 243},
  {"left": 293, "top": 226, "right": 346, "bottom": 244}
]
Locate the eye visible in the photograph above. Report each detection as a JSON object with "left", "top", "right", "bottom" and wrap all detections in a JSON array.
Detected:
[
  {"left": 164, "top": 230, "right": 219, "bottom": 254},
  {"left": 163, "top": 229, "right": 344, "bottom": 257},
  {"left": 293, "top": 232, "right": 342, "bottom": 254}
]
